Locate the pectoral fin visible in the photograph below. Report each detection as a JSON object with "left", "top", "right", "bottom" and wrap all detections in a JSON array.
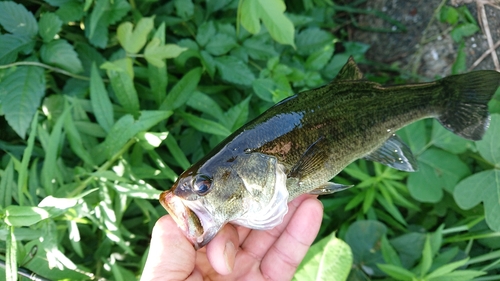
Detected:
[
  {"left": 288, "top": 136, "right": 329, "bottom": 178},
  {"left": 364, "top": 134, "right": 418, "bottom": 172},
  {"left": 309, "top": 182, "right": 353, "bottom": 195}
]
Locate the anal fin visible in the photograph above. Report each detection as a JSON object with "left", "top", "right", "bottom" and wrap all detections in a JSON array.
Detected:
[
  {"left": 309, "top": 182, "right": 353, "bottom": 195},
  {"left": 364, "top": 134, "right": 418, "bottom": 172}
]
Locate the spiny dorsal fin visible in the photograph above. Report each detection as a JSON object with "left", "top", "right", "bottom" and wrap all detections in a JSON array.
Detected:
[
  {"left": 334, "top": 56, "right": 364, "bottom": 81},
  {"left": 364, "top": 134, "right": 418, "bottom": 172}
]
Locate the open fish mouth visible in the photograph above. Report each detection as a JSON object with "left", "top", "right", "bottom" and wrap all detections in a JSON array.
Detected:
[{"left": 159, "top": 190, "right": 219, "bottom": 249}]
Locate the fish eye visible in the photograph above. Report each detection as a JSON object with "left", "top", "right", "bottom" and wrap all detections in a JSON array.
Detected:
[{"left": 193, "top": 175, "right": 212, "bottom": 195}]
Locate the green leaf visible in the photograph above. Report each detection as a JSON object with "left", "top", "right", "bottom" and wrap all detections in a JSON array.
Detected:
[
  {"left": 408, "top": 148, "right": 470, "bottom": 203},
  {"left": 90, "top": 63, "right": 114, "bottom": 132},
  {"left": 294, "top": 232, "right": 352, "bottom": 281},
  {"left": 452, "top": 42, "right": 466, "bottom": 74},
  {"left": 0, "top": 34, "right": 35, "bottom": 64},
  {"left": 106, "top": 58, "right": 140, "bottom": 117},
  {"left": 345, "top": 220, "right": 387, "bottom": 276},
  {"left": 454, "top": 170, "right": 500, "bottom": 231},
  {"left": 239, "top": 0, "right": 295, "bottom": 47},
  {"left": 380, "top": 235, "right": 402, "bottom": 267},
  {"left": 431, "top": 120, "right": 471, "bottom": 154},
  {"left": 476, "top": 114, "right": 500, "bottom": 166},
  {"left": 186, "top": 91, "right": 224, "bottom": 121},
  {"left": 4, "top": 205, "right": 50, "bottom": 226},
  {"left": 252, "top": 78, "right": 275, "bottom": 102},
  {"left": 243, "top": 35, "right": 278, "bottom": 60},
  {"left": 165, "top": 135, "right": 191, "bottom": 170},
  {"left": 196, "top": 21, "right": 216, "bottom": 46},
  {"left": 6, "top": 226, "right": 17, "bottom": 281},
  {"left": 215, "top": 56, "right": 255, "bottom": 86},
  {"left": 117, "top": 17, "right": 154, "bottom": 54},
  {"left": 38, "top": 12, "right": 63, "bottom": 42},
  {"left": 148, "top": 63, "right": 168, "bottom": 105},
  {"left": 420, "top": 235, "right": 433, "bottom": 276},
  {"left": 63, "top": 108, "right": 95, "bottom": 165},
  {"left": 174, "top": 0, "right": 194, "bottom": 19},
  {"left": 0, "top": 66, "right": 45, "bottom": 139},
  {"left": 206, "top": 33, "right": 238, "bottom": 56},
  {"left": 160, "top": 67, "right": 202, "bottom": 111},
  {"left": 397, "top": 120, "right": 428, "bottom": 154},
  {"left": 428, "top": 270, "right": 485, "bottom": 281},
  {"left": 426, "top": 258, "right": 469, "bottom": 279},
  {"left": 99, "top": 110, "right": 172, "bottom": 159},
  {"left": 111, "top": 183, "right": 161, "bottom": 199},
  {"left": 56, "top": 1, "right": 84, "bottom": 22},
  {"left": 0, "top": 1, "right": 38, "bottom": 37},
  {"left": 40, "top": 39, "right": 84, "bottom": 73},
  {"left": 144, "top": 38, "right": 187, "bottom": 67},
  {"left": 439, "top": 6, "right": 459, "bottom": 25},
  {"left": 0, "top": 158, "right": 15, "bottom": 208},
  {"left": 451, "top": 23, "right": 479, "bottom": 42},
  {"left": 222, "top": 97, "right": 250, "bottom": 131},
  {"left": 199, "top": 50, "right": 216, "bottom": 78},
  {"left": 86, "top": 0, "right": 130, "bottom": 48},
  {"left": 296, "top": 27, "right": 335, "bottom": 56},
  {"left": 305, "top": 44, "right": 334, "bottom": 71},
  {"left": 377, "top": 264, "right": 415, "bottom": 281},
  {"left": 181, "top": 112, "right": 231, "bottom": 137}
]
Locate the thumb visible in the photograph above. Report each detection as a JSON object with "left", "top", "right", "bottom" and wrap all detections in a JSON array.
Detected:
[{"left": 141, "top": 215, "right": 196, "bottom": 281}]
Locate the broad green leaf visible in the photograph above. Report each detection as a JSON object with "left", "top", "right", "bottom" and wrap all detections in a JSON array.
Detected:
[
  {"left": 186, "top": 91, "right": 224, "bottom": 121},
  {"left": 196, "top": 21, "right": 216, "bottom": 46},
  {"left": 431, "top": 120, "right": 471, "bottom": 154},
  {"left": 0, "top": 66, "right": 45, "bottom": 139},
  {"left": 408, "top": 148, "right": 470, "bottom": 203},
  {"left": 6, "top": 226, "right": 17, "bottom": 281},
  {"left": 0, "top": 158, "right": 15, "bottom": 208},
  {"left": 377, "top": 264, "right": 415, "bottom": 281},
  {"left": 181, "top": 112, "right": 231, "bottom": 137},
  {"left": 99, "top": 110, "right": 172, "bottom": 159},
  {"left": 239, "top": 0, "right": 295, "bottom": 47},
  {"left": 476, "top": 114, "right": 500, "bottom": 166},
  {"left": 174, "top": 0, "right": 194, "bottom": 19},
  {"left": 305, "top": 44, "right": 334, "bottom": 71},
  {"left": 86, "top": 0, "right": 130, "bottom": 48},
  {"left": 41, "top": 105, "right": 69, "bottom": 195},
  {"left": 454, "top": 170, "right": 500, "bottom": 231},
  {"left": 296, "top": 27, "right": 335, "bottom": 56},
  {"left": 38, "top": 12, "right": 63, "bottom": 42},
  {"left": 205, "top": 33, "right": 238, "bottom": 56},
  {"left": 223, "top": 97, "right": 250, "bottom": 131},
  {"left": 55, "top": 1, "right": 85, "bottom": 22},
  {"left": 0, "top": 34, "right": 35, "bottom": 64},
  {"left": 144, "top": 39, "right": 187, "bottom": 67},
  {"left": 294, "top": 232, "right": 352, "bottom": 281},
  {"left": 0, "top": 1, "right": 38, "bottom": 37},
  {"left": 397, "top": 119, "right": 428, "bottom": 155},
  {"left": 215, "top": 56, "right": 255, "bottom": 86},
  {"left": 106, "top": 61, "right": 140, "bottom": 117},
  {"left": 345, "top": 220, "right": 387, "bottom": 276},
  {"left": 160, "top": 67, "right": 202, "bottom": 111},
  {"left": 4, "top": 205, "right": 50, "bottom": 226},
  {"left": 117, "top": 17, "right": 154, "bottom": 54},
  {"left": 451, "top": 23, "right": 479, "bottom": 42},
  {"left": 439, "top": 6, "right": 459, "bottom": 25},
  {"left": 243, "top": 35, "right": 278, "bottom": 60},
  {"left": 90, "top": 63, "right": 114, "bottom": 132},
  {"left": 165, "top": 134, "right": 191, "bottom": 170},
  {"left": 199, "top": 50, "right": 216, "bottom": 78},
  {"left": 252, "top": 78, "right": 275, "bottom": 102},
  {"left": 40, "top": 39, "right": 84, "bottom": 73}
]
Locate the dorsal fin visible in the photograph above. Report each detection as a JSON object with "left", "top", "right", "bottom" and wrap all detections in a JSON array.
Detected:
[{"left": 334, "top": 56, "right": 364, "bottom": 81}]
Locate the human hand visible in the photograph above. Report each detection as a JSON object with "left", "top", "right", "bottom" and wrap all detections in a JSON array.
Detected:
[{"left": 140, "top": 194, "right": 323, "bottom": 281}]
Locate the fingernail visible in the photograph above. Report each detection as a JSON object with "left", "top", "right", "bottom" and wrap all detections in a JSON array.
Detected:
[{"left": 224, "top": 241, "right": 235, "bottom": 273}]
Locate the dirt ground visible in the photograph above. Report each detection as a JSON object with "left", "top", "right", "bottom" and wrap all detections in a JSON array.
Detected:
[{"left": 350, "top": 0, "right": 500, "bottom": 79}]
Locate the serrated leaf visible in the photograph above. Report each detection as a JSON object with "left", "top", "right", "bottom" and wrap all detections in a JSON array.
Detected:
[
  {"left": 476, "top": 114, "right": 500, "bottom": 166},
  {"left": 181, "top": 112, "right": 231, "bottom": 137},
  {"left": 39, "top": 13, "right": 63, "bottom": 42},
  {"left": 117, "top": 17, "right": 154, "bottom": 54},
  {"left": 186, "top": 91, "right": 224, "bottom": 121},
  {"left": 40, "top": 39, "right": 83, "bottom": 73},
  {"left": 196, "top": 21, "right": 216, "bottom": 46},
  {"left": 145, "top": 38, "right": 187, "bottom": 67},
  {"left": 86, "top": 0, "right": 130, "bottom": 48},
  {"left": 0, "top": 2, "right": 38, "bottom": 37},
  {"left": 174, "top": 0, "right": 194, "bottom": 19},
  {"left": 215, "top": 56, "right": 255, "bottom": 86},
  {"left": 454, "top": 170, "right": 500, "bottom": 231},
  {"left": 305, "top": 44, "right": 334, "bottom": 71},
  {"left": 408, "top": 148, "right": 470, "bottom": 203},
  {"left": 99, "top": 110, "right": 172, "bottom": 159},
  {"left": 199, "top": 50, "right": 216, "bottom": 79},
  {"left": 0, "top": 34, "right": 35, "bottom": 64},
  {"left": 160, "top": 67, "right": 202, "bottom": 111},
  {"left": 239, "top": 0, "right": 295, "bottom": 47},
  {"left": 294, "top": 232, "right": 352, "bottom": 281},
  {"left": 56, "top": 1, "right": 84, "bottom": 22},
  {"left": 206, "top": 33, "right": 238, "bottom": 56},
  {"left": 243, "top": 35, "right": 278, "bottom": 60},
  {"left": 90, "top": 63, "right": 113, "bottom": 132},
  {"left": 296, "top": 27, "right": 335, "bottom": 56},
  {"left": 0, "top": 66, "right": 45, "bottom": 139}
]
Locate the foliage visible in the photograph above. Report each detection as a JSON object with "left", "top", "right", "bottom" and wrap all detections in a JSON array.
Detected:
[{"left": 0, "top": 0, "right": 499, "bottom": 280}]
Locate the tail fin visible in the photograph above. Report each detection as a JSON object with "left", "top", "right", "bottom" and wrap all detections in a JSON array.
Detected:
[{"left": 438, "top": 70, "right": 500, "bottom": 141}]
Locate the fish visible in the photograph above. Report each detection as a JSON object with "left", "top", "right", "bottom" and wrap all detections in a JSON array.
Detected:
[{"left": 160, "top": 57, "right": 500, "bottom": 249}]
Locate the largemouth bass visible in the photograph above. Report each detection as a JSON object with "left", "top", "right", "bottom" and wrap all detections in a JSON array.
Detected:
[{"left": 160, "top": 58, "right": 500, "bottom": 249}]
